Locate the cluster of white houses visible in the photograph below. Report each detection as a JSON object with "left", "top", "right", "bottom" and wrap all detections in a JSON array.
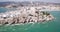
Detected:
[{"left": 0, "top": 7, "right": 54, "bottom": 25}]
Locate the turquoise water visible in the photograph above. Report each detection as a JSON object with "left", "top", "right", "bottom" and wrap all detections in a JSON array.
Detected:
[
  {"left": 0, "top": 7, "right": 7, "bottom": 13},
  {"left": 0, "top": 8, "right": 60, "bottom": 32},
  {"left": 0, "top": 7, "right": 17, "bottom": 13}
]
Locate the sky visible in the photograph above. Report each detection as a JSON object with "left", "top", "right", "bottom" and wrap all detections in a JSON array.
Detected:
[{"left": 0, "top": 0, "right": 60, "bottom": 3}]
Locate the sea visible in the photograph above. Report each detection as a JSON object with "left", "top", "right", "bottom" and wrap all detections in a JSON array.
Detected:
[{"left": 0, "top": 7, "right": 60, "bottom": 32}]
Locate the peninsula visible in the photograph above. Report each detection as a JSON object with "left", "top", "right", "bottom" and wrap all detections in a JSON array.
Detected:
[{"left": 0, "top": 1, "right": 56, "bottom": 25}]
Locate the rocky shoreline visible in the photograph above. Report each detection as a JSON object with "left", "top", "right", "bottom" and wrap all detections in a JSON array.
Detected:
[{"left": 0, "top": 7, "right": 54, "bottom": 25}]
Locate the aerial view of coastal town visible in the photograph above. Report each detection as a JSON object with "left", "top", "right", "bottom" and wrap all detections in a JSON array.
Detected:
[{"left": 0, "top": 0, "right": 60, "bottom": 32}]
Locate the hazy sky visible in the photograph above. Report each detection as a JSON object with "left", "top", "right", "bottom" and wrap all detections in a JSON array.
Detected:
[{"left": 0, "top": 0, "right": 60, "bottom": 3}]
